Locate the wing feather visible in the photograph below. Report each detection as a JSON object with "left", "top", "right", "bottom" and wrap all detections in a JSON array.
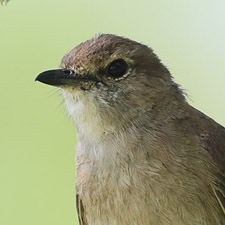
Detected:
[
  {"left": 76, "top": 194, "right": 88, "bottom": 225},
  {"left": 203, "top": 122, "right": 225, "bottom": 215}
]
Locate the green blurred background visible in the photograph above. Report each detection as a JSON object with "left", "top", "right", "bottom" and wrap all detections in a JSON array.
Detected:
[{"left": 0, "top": 0, "right": 224, "bottom": 224}]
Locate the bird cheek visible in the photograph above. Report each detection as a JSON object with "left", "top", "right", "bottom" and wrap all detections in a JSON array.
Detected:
[{"left": 79, "top": 82, "right": 96, "bottom": 91}]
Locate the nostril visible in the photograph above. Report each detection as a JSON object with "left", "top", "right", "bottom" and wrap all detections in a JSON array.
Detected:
[{"left": 64, "top": 69, "right": 74, "bottom": 75}]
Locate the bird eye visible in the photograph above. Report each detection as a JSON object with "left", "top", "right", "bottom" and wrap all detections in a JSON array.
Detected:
[{"left": 107, "top": 59, "right": 128, "bottom": 78}]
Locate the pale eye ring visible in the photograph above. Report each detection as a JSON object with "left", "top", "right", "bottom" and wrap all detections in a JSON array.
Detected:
[{"left": 107, "top": 59, "right": 128, "bottom": 78}]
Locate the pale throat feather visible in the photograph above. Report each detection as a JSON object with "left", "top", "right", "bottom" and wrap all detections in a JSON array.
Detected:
[{"left": 62, "top": 89, "right": 120, "bottom": 148}]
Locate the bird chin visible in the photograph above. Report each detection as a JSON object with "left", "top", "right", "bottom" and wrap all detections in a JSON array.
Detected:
[
  {"left": 61, "top": 88, "right": 85, "bottom": 116},
  {"left": 60, "top": 85, "right": 81, "bottom": 92}
]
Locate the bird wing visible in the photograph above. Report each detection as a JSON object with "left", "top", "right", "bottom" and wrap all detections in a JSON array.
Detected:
[
  {"left": 211, "top": 174, "right": 225, "bottom": 214},
  {"left": 76, "top": 194, "right": 88, "bottom": 225},
  {"left": 204, "top": 122, "right": 225, "bottom": 214}
]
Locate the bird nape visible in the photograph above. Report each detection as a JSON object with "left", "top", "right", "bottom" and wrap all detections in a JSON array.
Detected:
[{"left": 36, "top": 34, "right": 225, "bottom": 225}]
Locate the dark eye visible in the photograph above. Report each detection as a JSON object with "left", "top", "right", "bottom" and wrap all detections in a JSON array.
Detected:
[{"left": 107, "top": 59, "right": 128, "bottom": 78}]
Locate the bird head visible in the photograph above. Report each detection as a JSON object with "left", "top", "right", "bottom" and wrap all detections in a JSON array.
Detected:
[{"left": 36, "top": 34, "right": 185, "bottom": 138}]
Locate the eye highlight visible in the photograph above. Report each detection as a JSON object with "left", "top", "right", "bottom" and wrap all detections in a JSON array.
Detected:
[{"left": 107, "top": 59, "right": 128, "bottom": 79}]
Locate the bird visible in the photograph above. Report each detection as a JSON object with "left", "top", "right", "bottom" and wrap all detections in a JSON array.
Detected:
[{"left": 36, "top": 34, "right": 225, "bottom": 225}]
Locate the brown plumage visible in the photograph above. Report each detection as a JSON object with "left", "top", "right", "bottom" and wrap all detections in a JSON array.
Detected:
[{"left": 36, "top": 34, "right": 225, "bottom": 225}]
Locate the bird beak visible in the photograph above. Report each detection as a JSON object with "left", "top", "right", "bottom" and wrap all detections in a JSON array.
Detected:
[{"left": 35, "top": 69, "right": 100, "bottom": 87}]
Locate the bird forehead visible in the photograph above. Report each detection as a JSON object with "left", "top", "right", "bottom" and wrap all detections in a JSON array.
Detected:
[{"left": 60, "top": 34, "right": 140, "bottom": 74}]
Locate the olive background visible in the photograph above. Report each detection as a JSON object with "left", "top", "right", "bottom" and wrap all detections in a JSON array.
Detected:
[{"left": 0, "top": 0, "right": 225, "bottom": 225}]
